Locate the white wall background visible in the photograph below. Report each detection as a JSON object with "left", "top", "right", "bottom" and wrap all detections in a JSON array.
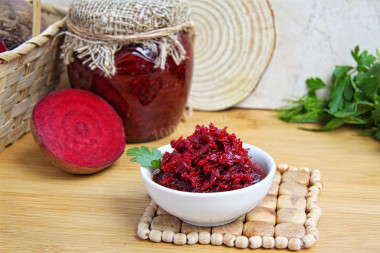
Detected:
[
  {"left": 237, "top": 0, "right": 380, "bottom": 109},
  {"left": 43, "top": 0, "right": 380, "bottom": 109}
]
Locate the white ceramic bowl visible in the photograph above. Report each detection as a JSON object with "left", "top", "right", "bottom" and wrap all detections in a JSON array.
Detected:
[{"left": 140, "top": 143, "right": 276, "bottom": 227}]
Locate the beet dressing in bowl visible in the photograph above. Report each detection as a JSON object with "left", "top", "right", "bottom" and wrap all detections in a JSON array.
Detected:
[{"left": 140, "top": 124, "right": 276, "bottom": 226}]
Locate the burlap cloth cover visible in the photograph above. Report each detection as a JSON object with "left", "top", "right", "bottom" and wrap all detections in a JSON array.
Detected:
[{"left": 60, "top": 0, "right": 193, "bottom": 77}]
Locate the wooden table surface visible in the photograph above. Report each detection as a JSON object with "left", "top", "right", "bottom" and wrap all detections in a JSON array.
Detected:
[{"left": 1, "top": 109, "right": 379, "bottom": 253}]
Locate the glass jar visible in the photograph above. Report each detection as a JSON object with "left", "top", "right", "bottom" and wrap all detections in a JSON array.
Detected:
[{"left": 67, "top": 32, "right": 193, "bottom": 142}]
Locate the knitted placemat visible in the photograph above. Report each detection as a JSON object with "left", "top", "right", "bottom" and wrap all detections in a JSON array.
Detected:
[{"left": 137, "top": 164, "right": 322, "bottom": 250}]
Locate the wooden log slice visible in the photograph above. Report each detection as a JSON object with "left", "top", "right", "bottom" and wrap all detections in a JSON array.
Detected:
[{"left": 188, "top": 0, "right": 276, "bottom": 111}]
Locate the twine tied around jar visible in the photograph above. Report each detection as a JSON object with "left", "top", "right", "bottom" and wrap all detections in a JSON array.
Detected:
[{"left": 60, "top": 0, "right": 194, "bottom": 77}]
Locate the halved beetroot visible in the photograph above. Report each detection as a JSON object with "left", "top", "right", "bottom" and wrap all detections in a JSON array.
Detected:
[{"left": 31, "top": 89, "right": 126, "bottom": 174}]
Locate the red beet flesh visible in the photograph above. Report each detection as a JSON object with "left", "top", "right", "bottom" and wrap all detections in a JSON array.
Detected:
[
  {"left": 153, "top": 124, "right": 264, "bottom": 192},
  {"left": 31, "top": 89, "right": 126, "bottom": 174},
  {"left": 0, "top": 40, "right": 6, "bottom": 53}
]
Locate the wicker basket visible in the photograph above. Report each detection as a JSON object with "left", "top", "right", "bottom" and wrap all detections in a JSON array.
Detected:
[{"left": 0, "top": 1, "right": 67, "bottom": 152}]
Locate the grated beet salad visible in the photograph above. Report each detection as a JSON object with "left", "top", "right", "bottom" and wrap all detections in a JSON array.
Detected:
[{"left": 152, "top": 124, "right": 264, "bottom": 192}]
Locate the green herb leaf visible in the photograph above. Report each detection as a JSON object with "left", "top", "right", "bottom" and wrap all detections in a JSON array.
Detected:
[
  {"left": 277, "top": 95, "right": 330, "bottom": 124},
  {"left": 351, "top": 46, "right": 377, "bottom": 72},
  {"left": 126, "top": 146, "right": 163, "bottom": 169},
  {"left": 329, "top": 67, "right": 353, "bottom": 113},
  {"left": 361, "top": 76, "right": 380, "bottom": 101},
  {"left": 301, "top": 117, "right": 345, "bottom": 132},
  {"left": 368, "top": 62, "right": 380, "bottom": 78},
  {"left": 151, "top": 160, "right": 161, "bottom": 169},
  {"left": 306, "top": 78, "right": 327, "bottom": 97},
  {"left": 277, "top": 46, "right": 380, "bottom": 142}
]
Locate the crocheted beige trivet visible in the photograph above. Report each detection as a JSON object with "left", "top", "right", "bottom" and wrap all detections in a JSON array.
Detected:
[{"left": 137, "top": 164, "right": 322, "bottom": 250}]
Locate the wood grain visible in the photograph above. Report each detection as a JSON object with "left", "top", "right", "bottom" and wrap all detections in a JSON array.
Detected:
[
  {"left": 0, "top": 109, "right": 379, "bottom": 252},
  {"left": 32, "top": 0, "right": 42, "bottom": 37},
  {"left": 187, "top": 0, "right": 276, "bottom": 111}
]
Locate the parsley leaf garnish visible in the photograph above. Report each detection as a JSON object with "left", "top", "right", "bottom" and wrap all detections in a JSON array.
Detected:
[
  {"left": 277, "top": 46, "right": 380, "bottom": 142},
  {"left": 126, "top": 146, "right": 163, "bottom": 169}
]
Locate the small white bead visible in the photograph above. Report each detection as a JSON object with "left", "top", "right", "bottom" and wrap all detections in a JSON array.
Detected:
[
  {"left": 311, "top": 170, "right": 321, "bottom": 176},
  {"left": 314, "top": 181, "right": 323, "bottom": 190},
  {"left": 275, "top": 236, "right": 288, "bottom": 249},
  {"left": 137, "top": 222, "right": 149, "bottom": 230},
  {"left": 144, "top": 209, "right": 155, "bottom": 218},
  {"left": 137, "top": 228, "right": 150, "bottom": 240},
  {"left": 277, "top": 164, "right": 289, "bottom": 173},
  {"left": 305, "top": 217, "right": 318, "bottom": 227},
  {"left": 210, "top": 233, "right": 223, "bottom": 245},
  {"left": 186, "top": 232, "right": 198, "bottom": 245},
  {"left": 140, "top": 214, "right": 152, "bottom": 224},
  {"left": 306, "top": 201, "right": 319, "bottom": 212},
  {"left": 149, "top": 229, "right": 162, "bottom": 243},
  {"left": 199, "top": 231, "right": 211, "bottom": 244},
  {"left": 162, "top": 230, "right": 174, "bottom": 243},
  {"left": 248, "top": 236, "right": 262, "bottom": 249},
  {"left": 144, "top": 209, "right": 154, "bottom": 219},
  {"left": 306, "top": 226, "right": 319, "bottom": 240},
  {"left": 307, "top": 197, "right": 317, "bottom": 204},
  {"left": 307, "top": 212, "right": 320, "bottom": 221},
  {"left": 173, "top": 233, "right": 187, "bottom": 245},
  {"left": 310, "top": 175, "right": 321, "bottom": 184},
  {"left": 288, "top": 238, "right": 303, "bottom": 251},
  {"left": 307, "top": 191, "right": 318, "bottom": 199},
  {"left": 235, "top": 236, "right": 249, "bottom": 248},
  {"left": 145, "top": 205, "right": 157, "bottom": 217},
  {"left": 309, "top": 185, "right": 320, "bottom": 193},
  {"left": 223, "top": 234, "right": 236, "bottom": 247},
  {"left": 302, "top": 234, "right": 316, "bottom": 248},
  {"left": 262, "top": 236, "right": 275, "bottom": 248},
  {"left": 149, "top": 200, "right": 158, "bottom": 209},
  {"left": 310, "top": 206, "right": 323, "bottom": 217},
  {"left": 299, "top": 167, "right": 310, "bottom": 173}
]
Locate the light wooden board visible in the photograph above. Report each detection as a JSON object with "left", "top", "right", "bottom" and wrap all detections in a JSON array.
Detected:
[{"left": 0, "top": 109, "right": 379, "bottom": 252}]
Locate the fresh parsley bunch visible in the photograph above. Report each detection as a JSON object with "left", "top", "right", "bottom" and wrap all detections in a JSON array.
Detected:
[{"left": 277, "top": 46, "right": 380, "bottom": 141}]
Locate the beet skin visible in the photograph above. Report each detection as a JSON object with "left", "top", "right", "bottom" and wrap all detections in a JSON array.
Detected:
[{"left": 31, "top": 89, "right": 126, "bottom": 174}]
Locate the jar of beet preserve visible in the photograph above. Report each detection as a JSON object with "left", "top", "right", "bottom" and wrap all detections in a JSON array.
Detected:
[{"left": 61, "top": 0, "right": 194, "bottom": 142}]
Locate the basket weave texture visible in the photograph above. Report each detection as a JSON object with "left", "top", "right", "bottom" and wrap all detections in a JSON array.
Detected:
[{"left": 0, "top": 5, "right": 66, "bottom": 152}]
